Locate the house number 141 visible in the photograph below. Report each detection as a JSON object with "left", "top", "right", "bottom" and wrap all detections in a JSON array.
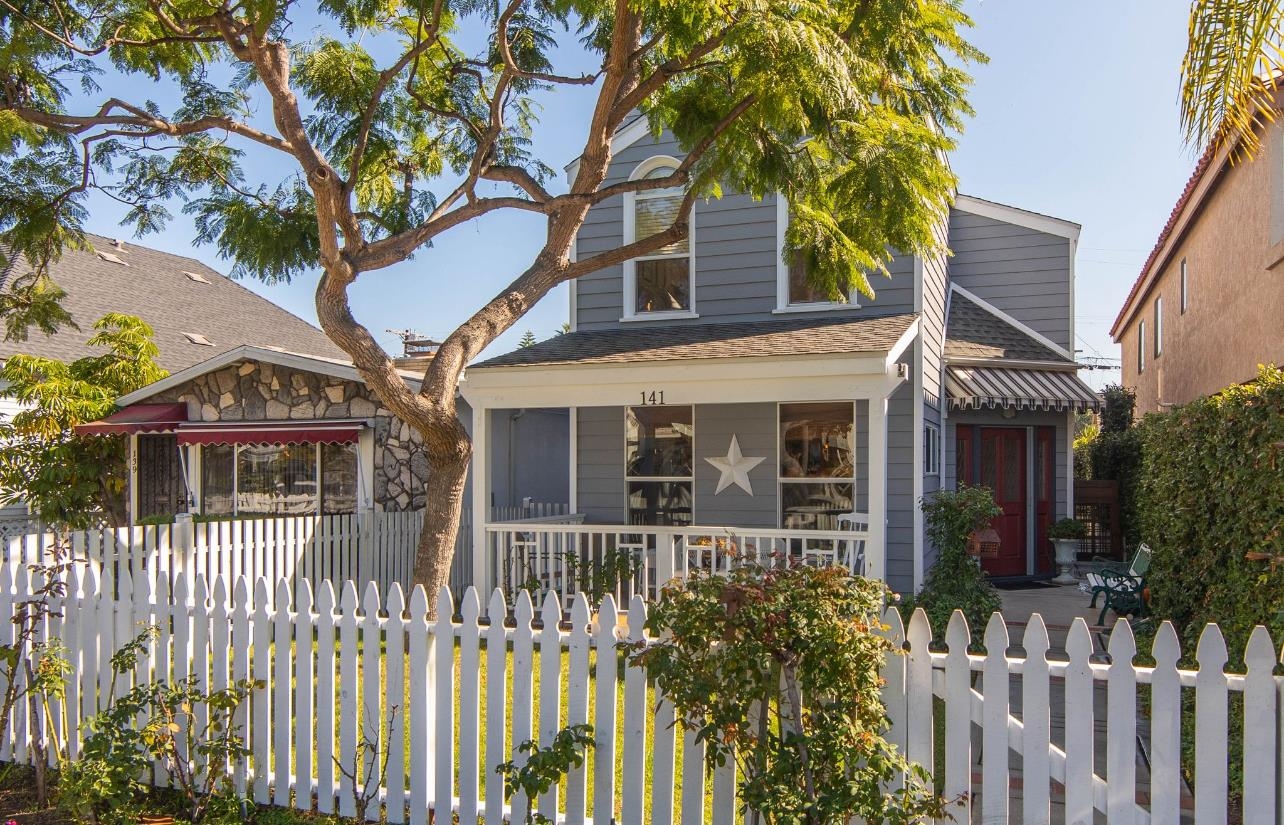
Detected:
[{"left": 639, "top": 390, "right": 666, "bottom": 406}]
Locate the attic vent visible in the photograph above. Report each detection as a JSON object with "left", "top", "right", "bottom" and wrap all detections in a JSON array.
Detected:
[
  {"left": 183, "top": 270, "right": 211, "bottom": 284},
  {"left": 96, "top": 250, "right": 128, "bottom": 266},
  {"left": 182, "top": 332, "right": 214, "bottom": 346}
]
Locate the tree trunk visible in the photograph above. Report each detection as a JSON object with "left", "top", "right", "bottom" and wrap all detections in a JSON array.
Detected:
[{"left": 413, "top": 445, "right": 471, "bottom": 612}]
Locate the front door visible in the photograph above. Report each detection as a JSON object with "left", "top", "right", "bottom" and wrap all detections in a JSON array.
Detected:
[
  {"left": 136, "top": 434, "right": 187, "bottom": 520},
  {"left": 978, "top": 427, "right": 1027, "bottom": 577}
]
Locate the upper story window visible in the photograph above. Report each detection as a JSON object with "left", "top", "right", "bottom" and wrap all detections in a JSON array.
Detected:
[
  {"left": 1137, "top": 319, "right": 1146, "bottom": 373},
  {"left": 1180, "top": 258, "right": 1189, "bottom": 313},
  {"left": 623, "top": 157, "right": 695, "bottom": 320},
  {"left": 775, "top": 197, "right": 857, "bottom": 312},
  {"left": 1154, "top": 296, "right": 1163, "bottom": 357}
]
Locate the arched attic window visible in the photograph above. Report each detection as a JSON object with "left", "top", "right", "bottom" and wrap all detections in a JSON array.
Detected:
[{"left": 622, "top": 156, "right": 696, "bottom": 320}]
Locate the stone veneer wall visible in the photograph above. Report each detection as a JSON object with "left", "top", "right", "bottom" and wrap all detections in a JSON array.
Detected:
[{"left": 150, "top": 360, "right": 428, "bottom": 510}]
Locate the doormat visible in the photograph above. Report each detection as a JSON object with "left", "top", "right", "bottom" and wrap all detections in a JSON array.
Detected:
[{"left": 991, "top": 579, "right": 1062, "bottom": 591}]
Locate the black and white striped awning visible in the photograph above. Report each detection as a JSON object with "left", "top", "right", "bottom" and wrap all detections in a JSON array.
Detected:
[{"left": 946, "top": 365, "right": 1101, "bottom": 412}]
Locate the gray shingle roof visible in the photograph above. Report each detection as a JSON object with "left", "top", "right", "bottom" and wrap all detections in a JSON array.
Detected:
[
  {"left": 0, "top": 235, "right": 346, "bottom": 372},
  {"left": 945, "top": 292, "right": 1070, "bottom": 363},
  {"left": 471, "top": 313, "right": 919, "bottom": 369}
]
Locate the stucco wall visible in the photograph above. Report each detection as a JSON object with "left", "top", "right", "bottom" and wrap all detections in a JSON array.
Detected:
[
  {"left": 1119, "top": 123, "right": 1284, "bottom": 415},
  {"left": 148, "top": 360, "right": 429, "bottom": 511}
]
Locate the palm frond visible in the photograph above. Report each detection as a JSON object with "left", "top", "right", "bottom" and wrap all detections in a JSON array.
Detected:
[{"left": 1181, "top": 0, "right": 1284, "bottom": 159}]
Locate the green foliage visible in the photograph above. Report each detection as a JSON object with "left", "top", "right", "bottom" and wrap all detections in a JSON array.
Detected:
[
  {"left": 903, "top": 486, "right": 1002, "bottom": 646},
  {"left": 632, "top": 562, "right": 953, "bottom": 825},
  {"left": 1134, "top": 364, "right": 1284, "bottom": 806},
  {"left": 1087, "top": 385, "right": 1143, "bottom": 545},
  {"left": 520, "top": 546, "right": 640, "bottom": 609},
  {"left": 59, "top": 625, "right": 260, "bottom": 825},
  {"left": 1072, "top": 417, "right": 1099, "bottom": 480},
  {"left": 1048, "top": 517, "right": 1087, "bottom": 540},
  {"left": 518, "top": 330, "right": 537, "bottom": 348},
  {"left": 497, "top": 724, "right": 595, "bottom": 825},
  {"left": 0, "top": 313, "right": 166, "bottom": 527}
]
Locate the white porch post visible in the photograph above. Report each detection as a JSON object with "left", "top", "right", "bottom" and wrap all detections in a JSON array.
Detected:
[
  {"left": 128, "top": 432, "right": 139, "bottom": 524},
  {"left": 866, "top": 396, "right": 889, "bottom": 582},
  {"left": 471, "top": 404, "right": 490, "bottom": 596}
]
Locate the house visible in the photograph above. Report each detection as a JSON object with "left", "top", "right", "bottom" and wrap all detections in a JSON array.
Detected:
[
  {"left": 0, "top": 235, "right": 341, "bottom": 528},
  {"left": 1111, "top": 115, "right": 1284, "bottom": 415},
  {"left": 43, "top": 240, "right": 566, "bottom": 525},
  {"left": 462, "top": 127, "right": 1099, "bottom": 594}
]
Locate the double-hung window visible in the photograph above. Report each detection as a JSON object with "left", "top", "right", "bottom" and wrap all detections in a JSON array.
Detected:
[
  {"left": 625, "top": 406, "right": 694, "bottom": 526},
  {"left": 624, "top": 158, "right": 694, "bottom": 318},
  {"left": 779, "top": 403, "right": 855, "bottom": 530},
  {"left": 1154, "top": 296, "right": 1163, "bottom": 357},
  {"left": 775, "top": 197, "right": 856, "bottom": 311},
  {"left": 1180, "top": 258, "right": 1189, "bottom": 313},
  {"left": 924, "top": 423, "right": 941, "bottom": 475},
  {"left": 1137, "top": 320, "right": 1146, "bottom": 373}
]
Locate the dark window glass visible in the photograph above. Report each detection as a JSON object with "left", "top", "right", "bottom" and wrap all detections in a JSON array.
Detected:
[
  {"left": 626, "top": 406, "right": 693, "bottom": 478},
  {"left": 779, "top": 403, "right": 854, "bottom": 479},
  {"left": 788, "top": 252, "right": 847, "bottom": 305},
  {"left": 627, "top": 480, "right": 693, "bottom": 526},
  {"left": 780, "top": 482, "right": 855, "bottom": 531},
  {"left": 635, "top": 258, "right": 690, "bottom": 312},
  {"left": 321, "top": 442, "right": 358, "bottom": 515},
  {"left": 201, "top": 444, "right": 235, "bottom": 515},
  {"left": 236, "top": 444, "right": 318, "bottom": 515}
]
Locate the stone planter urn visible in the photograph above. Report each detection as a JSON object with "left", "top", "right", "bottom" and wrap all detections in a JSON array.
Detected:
[{"left": 1050, "top": 538, "right": 1081, "bottom": 584}]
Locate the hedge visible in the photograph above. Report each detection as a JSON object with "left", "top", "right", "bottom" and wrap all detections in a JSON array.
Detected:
[{"left": 1135, "top": 364, "right": 1284, "bottom": 662}]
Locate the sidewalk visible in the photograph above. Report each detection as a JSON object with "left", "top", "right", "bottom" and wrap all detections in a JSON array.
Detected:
[{"left": 969, "top": 582, "right": 1194, "bottom": 824}]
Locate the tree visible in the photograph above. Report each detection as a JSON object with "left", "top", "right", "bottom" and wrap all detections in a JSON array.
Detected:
[
  {"left": 0, "top": 0, "right": 981, "bottom": 600},
  {"left": 1181, "top": 0, "right": 1284, "bottom": 159},
  {"left": 518, "top": 329, "right": 537, "bottom": 348},
  {"left": 0, "top": 313, "right": 167, "bottom": 528}
]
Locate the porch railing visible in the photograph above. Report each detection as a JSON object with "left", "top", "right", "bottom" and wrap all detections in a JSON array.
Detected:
[{"left": 481, "top": 522, "right": 874, "bottom": 610}]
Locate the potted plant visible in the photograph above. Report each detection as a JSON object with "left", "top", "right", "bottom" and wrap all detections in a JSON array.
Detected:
[{"left": 1047, "top": 517, "right": 1087, "bottom": 584}]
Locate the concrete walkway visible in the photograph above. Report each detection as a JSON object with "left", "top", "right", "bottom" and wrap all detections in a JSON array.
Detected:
[{"left": 963, "top": 583, "right": 1194, "bottom": 824}]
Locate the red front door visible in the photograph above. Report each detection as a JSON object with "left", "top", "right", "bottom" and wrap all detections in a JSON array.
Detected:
[{"left": 978, "top": 428, "right": 1027, "bottom": 577}]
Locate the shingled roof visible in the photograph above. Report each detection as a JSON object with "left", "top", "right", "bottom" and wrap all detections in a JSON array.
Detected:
[
  {"left": 0, "top": 235, "right": 345, "bottom": 372},
  {"left": 945, "top": 291, "right": 1072, "bottom": 364},
  {"left": 471, "top": 313, "right": 918, "bottom": 369}
]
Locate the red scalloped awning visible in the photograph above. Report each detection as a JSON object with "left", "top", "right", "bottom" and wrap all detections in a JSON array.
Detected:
[
  {"left": 75, "top": 403, "right": 188, "bottom": 437},
  {"left": 175, "top": 422, "right": 361, "bottom": 446}
]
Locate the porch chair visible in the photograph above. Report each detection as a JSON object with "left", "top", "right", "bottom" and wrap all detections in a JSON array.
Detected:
[
  {"left": 1081, "top": 543, "right": 1151, "bottom": 626},
  {"left": 835, "top": 511, "right": 870, "bottom": 576}
]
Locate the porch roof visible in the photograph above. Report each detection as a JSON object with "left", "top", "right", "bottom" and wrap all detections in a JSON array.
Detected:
[{"left": 470, "top": 312, "right": 918, "bottom": 369}]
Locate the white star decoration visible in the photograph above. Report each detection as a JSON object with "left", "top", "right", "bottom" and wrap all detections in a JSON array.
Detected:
[{"left": 705, "top": 435, "right": 767, "bottom": 495}]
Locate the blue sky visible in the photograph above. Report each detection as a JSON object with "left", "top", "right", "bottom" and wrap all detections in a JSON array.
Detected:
[{"left": 76, "top": 1, "right": 1194, "bottom": 388}]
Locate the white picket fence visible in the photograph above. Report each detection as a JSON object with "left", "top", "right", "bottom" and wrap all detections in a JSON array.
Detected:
[
  {"left": 0, "top": 565, "right": 1278, "bottom": 824},
  {"left": 0, "top": 504, "right": 565, "bottom": 599}
]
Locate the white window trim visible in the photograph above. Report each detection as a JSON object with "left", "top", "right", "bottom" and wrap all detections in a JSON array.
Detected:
[
  {"left": 1154, "top": 295, "right": 1163, "bottom": 358},
  {"left": 624, "top": 405, "right": 696, "bottom": 523},
  {"left": 774, "top": 196, "right": 860, "bottom": 312},
  {"left": 1180, "top": 258, "right": 1189, "bottom": 314},
  {"left": 776, "top": 401, "right": 858, "bottom": 529},
  {"left": 1137, "top": 319, "right": 1146, "bottom": 373},
  {"left": 621, "top": 155, "right": 697, "bottom": 321},
  {"left": 924, "top": 422, "right": 941, "bottom": 476}
]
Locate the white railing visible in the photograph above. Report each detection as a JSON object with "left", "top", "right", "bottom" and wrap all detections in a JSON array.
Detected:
[
  {"left": 0, "top": 568, "right": 1275, "bottom": 824},
  {"left": 482, "top": 522, "right": 871, "bottom": 609}
]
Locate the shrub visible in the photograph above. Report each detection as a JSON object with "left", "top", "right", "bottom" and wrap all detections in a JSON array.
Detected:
[
  {"left": 1134, "top": 365, "right": 1284, "bottom": 804},
  {"left": 631, "top": 562, "right": 954, "bottom": 824},
  {"left": 1088, "top": 384, "right": 1143, "bottom": 545},
  {"left": 902, "top": 486, "right": 1002, "bottom": 646},
  {"left": 1048, "top": 517, "right": 1087, "bottom": 540}
]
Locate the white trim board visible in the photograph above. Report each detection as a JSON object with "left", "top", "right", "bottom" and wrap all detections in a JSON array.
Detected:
[
  {"left": 953, "top": 194, "right": 1081, "bottom": 241},
  {"left": 564, "top": 115, "right": 653, "bottom": 185},
  {"left": 116, "top": 344, "right": 427, "bottom": 407},
  {"left": 948, "top": 283, "right": 1076, "bottom": 362}
]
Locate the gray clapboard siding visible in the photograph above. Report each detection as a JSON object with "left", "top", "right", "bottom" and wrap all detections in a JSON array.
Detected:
[
  {"left": 574, "top": 128, "right": 919, "bottom": 330},
  {"left": 692, "top": 403, "right": 778, "bottom": 528},
  {"left": 576, "top": 406, "right": 627, "bottom": 523},
  {"left": 947, "top": 209, "right": 1073, "bottom": 352},
  {"left": 884, "top": 376, "right": 916, "bottom": 594}
]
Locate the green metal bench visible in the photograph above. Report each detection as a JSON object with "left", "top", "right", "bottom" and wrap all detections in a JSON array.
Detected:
[{"left": 1082, "top": 543, "right": 1151, "bottom": 626}]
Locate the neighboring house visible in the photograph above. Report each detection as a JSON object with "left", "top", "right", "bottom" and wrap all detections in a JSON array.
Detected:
[
  {"left": 46, "top": 240, "right": 566, "bottom": 524},
  {"left": 462, "top": 126, "right": 1098, "bottom": 594},
  {"left": 1111, "top": 116, "right": 1284, "bottom": 415}
]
